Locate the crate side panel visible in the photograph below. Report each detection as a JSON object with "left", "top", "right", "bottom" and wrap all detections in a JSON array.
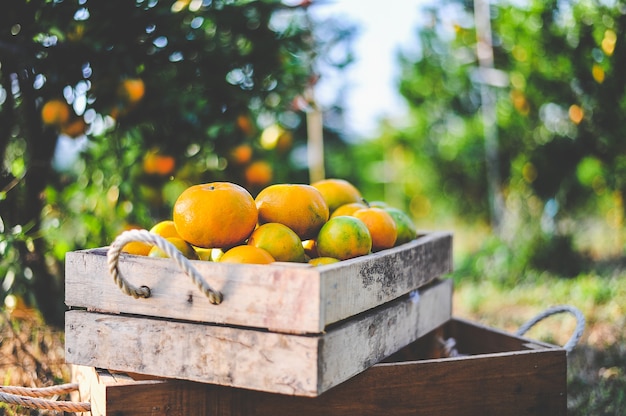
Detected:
[
  {"left": 65, "top": 310, "right": 321, "bottom": 397},
  {"left": 320, "top": 231, "right": 452, "bottom": 326},
  {"left": 72, "top": 336, "right": 566, "bottom": 416},
  {"left": 247, "top": 349, "right": 566, "bottom": 416},
  {"left": 65, "top": 251, "right": 323, "bottom": 333},
  {"left": 318, "top": 278, "right": 453, "bottom": 393}
]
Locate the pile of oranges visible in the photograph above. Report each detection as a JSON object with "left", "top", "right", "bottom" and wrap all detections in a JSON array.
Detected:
[{"left": 123, "top": 178, "right": 417, "bottom": 266}]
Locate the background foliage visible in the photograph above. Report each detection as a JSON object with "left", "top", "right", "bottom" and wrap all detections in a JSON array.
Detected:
[
  {"left": 349, "top": 0, "right": 626, "bottom": 282},
  {"left": 0, "top": 0, "right": 355, "bottom": 325}
]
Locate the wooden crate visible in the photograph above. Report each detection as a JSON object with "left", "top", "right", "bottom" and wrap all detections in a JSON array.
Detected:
[
  {"left": 65, "top": 232, "right": 453, "bottom": 396},
  {"left": 66, "top": 278, "right": 452, "bottom": 397},
  {"left": 71, "top": 318, "right": 567, "bottom": 416},
  {"left": 65, "top": 231, "right": 452, "bottom": 334}
]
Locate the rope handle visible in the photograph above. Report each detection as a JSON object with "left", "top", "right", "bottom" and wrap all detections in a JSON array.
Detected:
[
  {"left": 515, "top": 304, "right": 585, "bottom": 353},
  {"left": 438, "top": 304, "right": 585, "bottom": 357},
  {"left": 0, "top": 383, "right": 90, "bottom": 413},
  {"left": 107, "top": 229, "right": 223, "bottom": 304}
]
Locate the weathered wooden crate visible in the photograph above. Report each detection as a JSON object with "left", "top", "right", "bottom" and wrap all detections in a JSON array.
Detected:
[
  {"left": 65, "top": 231, "right": 452, "bottom": 334},
  {"left": 71, "top": 318, "right": 567, "bottom": 416},
  {"left": 65, "top": 232, "right": 453, "bottom": 396}
]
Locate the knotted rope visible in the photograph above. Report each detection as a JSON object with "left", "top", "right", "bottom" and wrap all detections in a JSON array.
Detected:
[
  {"left": 106, "top": 229, "right": 223, "bottom": 304},
  {"left": 516, "top": 304, "right": 585, "bottom": 354},
  {"left": 0, "top": 383, "right": 90, "bottom": 412}
]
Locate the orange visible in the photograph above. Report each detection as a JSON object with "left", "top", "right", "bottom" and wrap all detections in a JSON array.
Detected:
[
  {"left": 149, "top": 220, "right": 181, "bottom": 239},
  {"left": 353, "top": 207, "right": 397, "bottom": 252},
  {"left": 61, "top": 117, "right": 87, "bottom": 137},
  {"left": 41, "top": 99, "right": 71, "bottom": 126},
  {"left": 122, "top": 240, "right": 152, "bottom": 256},
  {"left": 121, "top": 225, "right": 152, "bottom": 256},
  {"left": 384, "top": 207, "right": 417, "bottom": 246},
  {"left": 244, "top": 160, "right": 273, "bottom": 188},
  {"left": 330, "top": 201, "right": 368, "bottom": 219},
  {"left": 173, "top": 182, "right": 258, "bottom": 249},
  {"left": 219, "top": 245, "right": 275, "bottom": 264},
  {"left": 119, "top": 78, "right": 145, "bottom": 104},
  {"left": 276, "top": 130, "right": 293, "bottom": 154},
  {"left": 247, "top": 223, "right": 305, "bottom": 263},
  {"left": 236, "top": 114, "right": 255, "bottom": 136},
  {"left": 230, "top": 144, "right": 253, "bottom": 165},
  {"left": 255, "top": 183, "right": 329, "bottom": 240},
  {"left": 316, "top": 216, "right": 372, "bottom": 260},
  {"left": 311, "top": 178, "right": 363, "bottom": 214},
  {"left": 309, "top": 257, "right": 340, "bottom": 266},
  {"left": 143, "top": 151, "right": 176, "bottom": 176},
  {"left": 148, "top": 237, "right": 199, "bottom": 260}
]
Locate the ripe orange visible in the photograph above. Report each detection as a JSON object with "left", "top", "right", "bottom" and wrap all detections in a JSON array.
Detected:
[
  {"left": 143, "top": 152, "right": 176, "bottom": 176},
  {"left": 316, "top": 216, "right": 372, "bottom": 260},
  {"left": 384, "top": 207, "right": 417, "bottom": 246},
  {"left": 119, "top": 78, "right": 145, "bottom": 104},
  {"left": 173, "top": 182, "right": 258, "bottom": 249},
  {"left": 255, "top": 184, "right": 329, "bottom": 240},
  {"left": 230, "top": 144, "right": 253, "bottom": 165},
  {"left": 244, "top": 160, "right": 273, "bottom": 188},
  {"left": 308, "top": 257, "right": 340, "bottom": 266},
  {"left": 121, "top": 225, "right": 152, "bottom": 256},
  {"left": 41, "top": 99, "right": 71, "bottom": 126},
  {"left": 219, "top": 245, "right": 275, "bottom": 264},
  {"left": 236, "top": 114, "right": 255, "bottom": 137},
  {"left": 247, "top": 223, "right": 305, "bottom": 263},
  {"left": 353, "top": 207, "right": 397, "bottom": 252},
  {"left": 122, "top": 241, "right": 152, "bottom": 256},
  {"left": 148, "top": 237, "right": 199, "bottom": 260},
  {"left": 276, "top": 130, "right": 293, "bottom": 154},
  {"left": 61, "top": 117, "right": 87, "bottom": 137},
  {"left": 330, "top": 201, "right": 368, "bottom": 219},
  {"left": 311, "top": 178, "right": 363, "bottom": 214},
  {"left": 149, "top": 220, "right": 181, "bottom": 239}
]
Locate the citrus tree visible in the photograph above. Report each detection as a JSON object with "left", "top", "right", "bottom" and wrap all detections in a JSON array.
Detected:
[
  {"left": 360, "top": 0, "right": 626, "bottom": 278},
  {"left": 0, "top": 0, "right": 355, "bottom": 324}
]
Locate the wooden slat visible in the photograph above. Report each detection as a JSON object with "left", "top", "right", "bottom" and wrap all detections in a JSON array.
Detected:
[
  {"left": 72, "top": 317, "right": 566, "bottom": 416},
  {"left": 65, "top": 231, "right": 452, "bottom": 334},
  {"left": 65, "top": 279, "right": 452, "bottom": 397}
]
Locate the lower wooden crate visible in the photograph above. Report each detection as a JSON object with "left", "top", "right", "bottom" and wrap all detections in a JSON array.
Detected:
[
  {"left": 66, "top": 279, "right": 452, "bottom": 397},
  {"left": 71, "top": 318, "right": 567, "bottom": 416}
]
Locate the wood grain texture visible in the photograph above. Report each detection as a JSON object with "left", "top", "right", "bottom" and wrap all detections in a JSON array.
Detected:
[
  {"left": 65, "top": 231, "right": 452, "bottom": 334},
  {"left": 65, "top": 279, "right": 452, "bottom": 397},
  {"left": 72, "top": 319, "right": 566, "bottom": 416}
]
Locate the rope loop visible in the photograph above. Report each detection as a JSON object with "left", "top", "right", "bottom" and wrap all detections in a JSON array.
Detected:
[
  {"left": 516, "top": 304, "right": 585, "bottom": 353},
  {"left": 107, "top": 229, "right": 223, "bottom": 304},
  {"left": 0, "top": 383, "right": 90, "bottom": 412}
]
